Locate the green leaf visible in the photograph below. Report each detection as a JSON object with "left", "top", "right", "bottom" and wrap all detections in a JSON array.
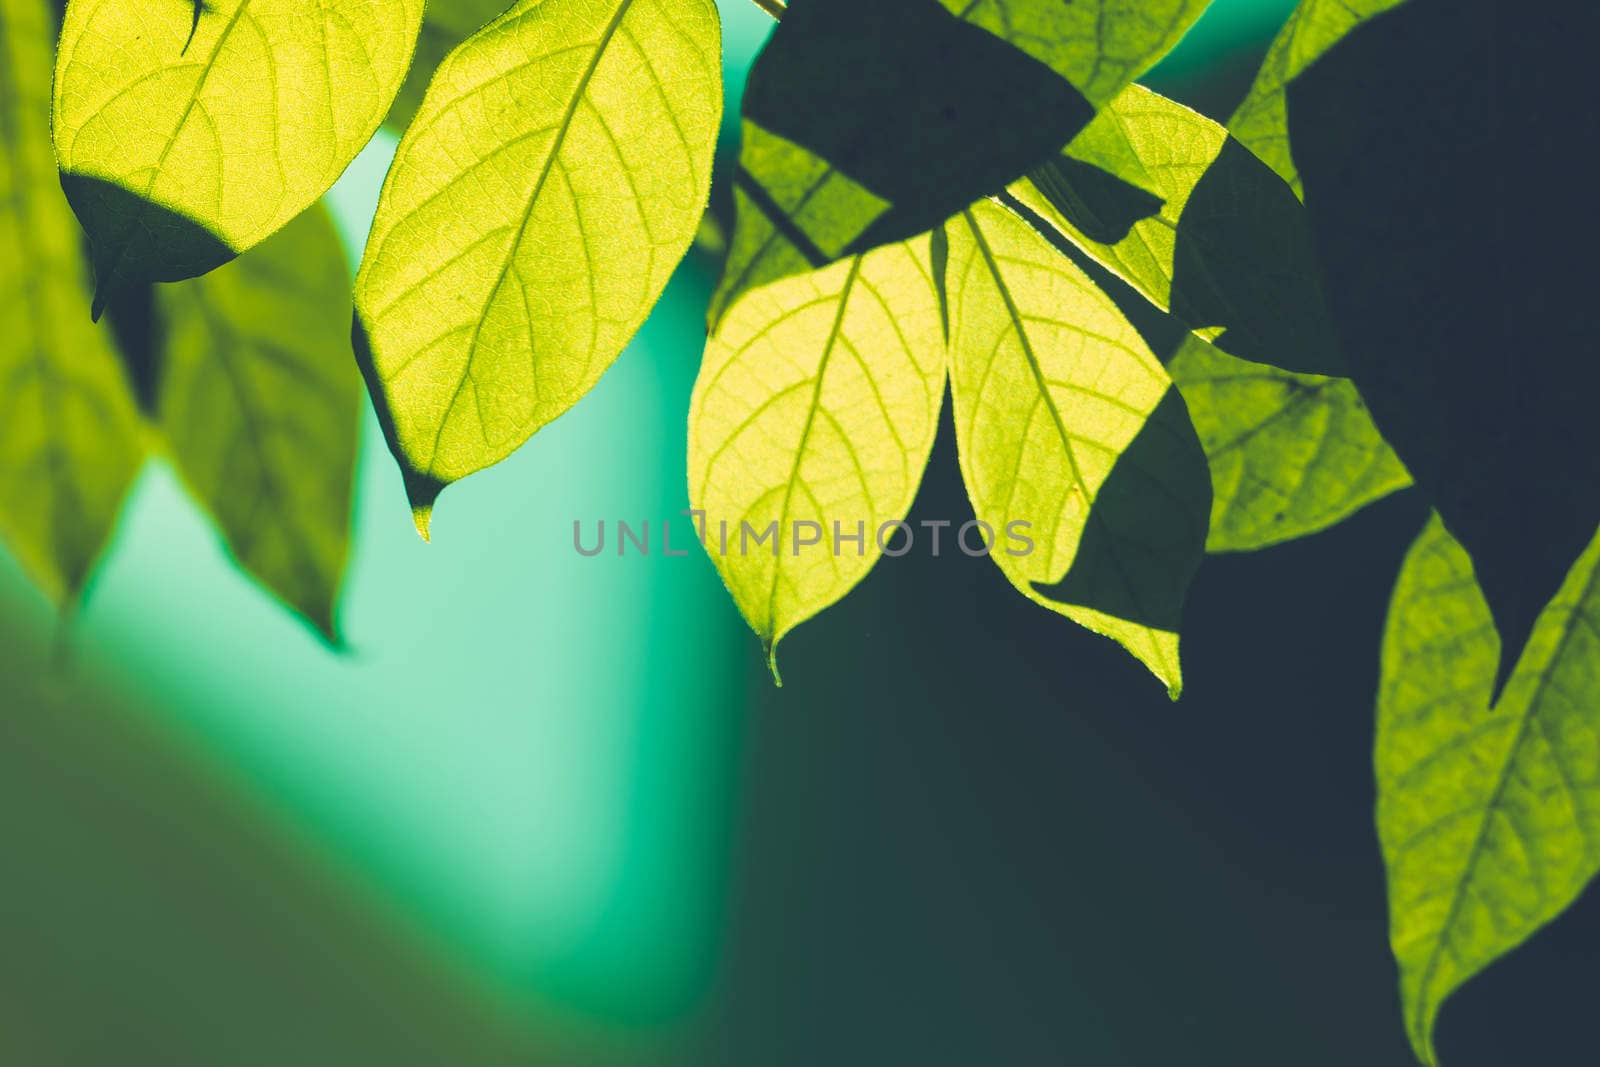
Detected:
[
  {"left": 709, "top": 0, "right": 1209, "bottom": 327},
  {"left": 1289, "top": 0, "right": 1600, "bottom": 688},
  {"left": 1379, "top": 515, "right": 1600, "bottom": 1065},
  {"left": 154, "top": 205, "right": 359, "bottom": 640},
  {"left": 0, "top": 0, "right": 143, "bottom": 603},
  {"left": 51, "top": 0, "right": 423, "bottom": 309},
  {"left": 354, "top": 0, "right": 723, "bottom": 534},
  {"left": 945, "top": 199, "right": 1210, "bottom": 695},
  {"left": 688, "top": 237, "right": 945, "bottom": 681},
  {"left": 1009, "top": 85, "right": 1343, "bottom": 375},
  {"left": 1167, "top": 335, "right": 1408, "bottom": 552},
  {"left": 387, "top": 0, "right": 507, "bottom": 133},
  {"left": 1229, "top": 0, "right": 1404, "bottom": 193}
]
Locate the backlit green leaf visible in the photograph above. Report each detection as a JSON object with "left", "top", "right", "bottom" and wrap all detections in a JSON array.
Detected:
[
  {"left": 354, "top": 0, "right": 722, "bottom": 534},
  {"left": 51, "top": 0, "right": 424, "bottom": 308},
  {"left": 1009, "top": 85, "right": 1343, "bottom": 375},
  {"left": 1379, "top": 515, "right": 1600, "bottom": 1065},
  {"left": 1229, "top": 0, "right": 1404, "bottom": 193},
  {"left": 688, "top": 237, "right": 945, "bottom": 681},
  {"left": 945, "top": 200, "right": 1209, "bottom": 695},
  {"left": 709, "top": 0, "right": 1209, "bottom": 327},
  {"left": 387, "top": 0, "right": 507, "bottom": 133},
  {"left": 155, "top": 205, "right": 359, "bottom": 640},
  {"left": 1167, "top": 335, "right": 1407, "bottom": 552},
  {"left": 0, "top": 0, "right": 142, "bottom": 603}
]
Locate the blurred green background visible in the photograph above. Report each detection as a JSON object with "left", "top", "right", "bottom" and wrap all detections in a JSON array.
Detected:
[{"left": 4, "top": 3, "right": 1596, "bottom": 1064}]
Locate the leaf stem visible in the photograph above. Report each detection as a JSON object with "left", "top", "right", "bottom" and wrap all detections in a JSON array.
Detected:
[{"left": 748, "top": 0, "right": 785, "bottom": 20}]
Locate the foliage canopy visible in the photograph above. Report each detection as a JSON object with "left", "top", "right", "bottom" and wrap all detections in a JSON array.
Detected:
[{"left": 0, "top": 0, "right": 1590, "bottom": 1061}]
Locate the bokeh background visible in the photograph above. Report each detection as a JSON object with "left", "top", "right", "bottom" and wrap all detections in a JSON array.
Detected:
[{"left": 4, "top": 2, "right": 1595, "bottom": 1064}]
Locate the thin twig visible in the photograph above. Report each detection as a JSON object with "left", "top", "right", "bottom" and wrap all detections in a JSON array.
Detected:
[{"left": 748, "top": 0, "right": 785, "bottom": 20}]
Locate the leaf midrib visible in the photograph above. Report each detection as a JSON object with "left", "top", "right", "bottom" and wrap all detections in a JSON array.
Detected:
[
  {"left": 762, "top": 255, "right": 862, "bottom": 643},
  {"left": 1406, "top": 550, "right": 1600, "bottom": 1050},
  {"left": 425, "top": 0, "right": 637, "bottom": 476}
]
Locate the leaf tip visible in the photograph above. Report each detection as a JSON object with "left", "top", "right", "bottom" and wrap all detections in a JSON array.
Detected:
[{"left": 411, "top": 502, "right": 434, "bottom": 542}]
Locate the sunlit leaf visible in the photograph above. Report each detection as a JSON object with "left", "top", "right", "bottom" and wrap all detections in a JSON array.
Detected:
[
  {"left": 1010, "top": 85, "right": 1343, "bottom": 375},
  {"left": 1379, "top": 515, "right": 1600, "bottom": 1065},
  {"left": 710, "top": 0, "right": 1209, "bottom": 327},
  {"left": 688, "top": 237, "right": 944, "bottom": 680},
  {"left": 945, "top": 199, "right": 1209, "bottom": 695},
  {"left": 155, "top": 205, "right": 359, "bottom": 639},
  {"left": 387, "top": 0, "right": 507, "bottom": 132},
  {"left": 354, "top": 0, "right": 722, "bottom": 534},
  {"left": 51, "top": 0, "right": 424, "bottom": 309},
  {"left": 1229, "top": 0, "right": 1404, "bottom": 193},
  {"left": 1289, "top": 0, "right": 1600, "bottom": 687},
  {"left": 1167, "top": 335, "right": 1407, "bottom": 552},
  {"left": 0, "top": 0, "right": 143, "bottom": 603}
]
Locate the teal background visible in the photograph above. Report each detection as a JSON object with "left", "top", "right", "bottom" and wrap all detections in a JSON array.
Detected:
[{"left": 6, "top": 3, "right": 1595, "bottom": 1064}]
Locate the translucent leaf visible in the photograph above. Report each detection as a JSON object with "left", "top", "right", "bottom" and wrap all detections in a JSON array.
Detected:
[
  {"left": 709, "top": 0, "right": 1209, "bottom": 327},
  {"left": 1168, "top": 335, "right": 1408, "bottom": 552},
  {"left": 354, "top": 0, "right": 722, "bottom": 534},
  {"left": 1228, "top": 0, "right": 1404, "bottom": 193},
  {"left": 155, "top": 205, "right": 360, "bottom": 640},
  {"left": 0, "top": 0, "right": 142, "bottom": 603},
  {"left": 688, "top": 237, "right": 945, "bottom": 680},
  {"left": 1379, "top": 515, "right": 1600, "bottom": 1065},
  {"left": 945, "top": 200, "right": 1210, "bottom": 695},
  {"left": 1009, "top": 85, "right": 1343, "bottom": 375},
  {"left": 51, "top": 0, "right": 424, "bottom": 307}
]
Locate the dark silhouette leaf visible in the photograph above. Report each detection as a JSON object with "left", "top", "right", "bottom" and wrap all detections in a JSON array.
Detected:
[
  {"left": 1289, "top": 0, "right": 1600, "bottom": 688},
  {"left": 710, "top": 0, "right": 1210, "bottom": 326}
]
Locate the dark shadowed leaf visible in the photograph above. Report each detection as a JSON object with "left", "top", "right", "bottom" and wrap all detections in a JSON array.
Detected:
[
  {"left": 354, "top": 0, "right": 722, "bottom": 535},
  {"left": 945, "top": 199, "right": 1210, "bottom": 696},
  {"left": 0, "top": 0, "right": 143, "bottom": 603},
  {"left": 1228, "top": 0, "right": 1404, "bottom": 193},
  {"left": 1011, "top": 85, "right": 1343, "bottom": 376},
  {"left": 1289, "top": 0, "right": 1600, "bottom": 688},
  {"left": 1379, "top": 515, "right": 1600, "bottom": 1065},
  {"left": 155, "top": 205, "right": 359, "bottom": 640},
  {"left": 710, "top": 0, "right": 1210, "bottom": 326},
  {"left": 52, "top": 0, "right": 424, "bottom": 306}
]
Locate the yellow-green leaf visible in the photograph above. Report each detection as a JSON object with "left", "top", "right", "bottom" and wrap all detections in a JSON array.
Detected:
[
  {"left": 0, "top": 0, "right": 142, "bottom": 602},
  {"left": 1009, "top": 85, "right": 1343, "bottom": 375},
  {"left": 155, "top": 205, "right": 359, "bottom": 640},
  {"left": 354, "top": 0, "right": 722, "bottom": 533},
  {"left": 1379, "top": 515, "right": 1600, "bottom": 1065},
  {"left": 1168, "top": 335, "right": 1408, "bottom": 552},
  {"left": 51, "top": 0, "right": 423, "bottom": 308},
  {"left": 1228, "top": 0, "right": 1404, "bottom": 193},
  {"left": 945, "top": 200, "right": 1210, "bottom": 695},
  {"left": 710, "top": 0, "right": 1210, "bottom": 328},
  {"left": 688, "top": 237, "right": 945, "bottom": 680}
]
